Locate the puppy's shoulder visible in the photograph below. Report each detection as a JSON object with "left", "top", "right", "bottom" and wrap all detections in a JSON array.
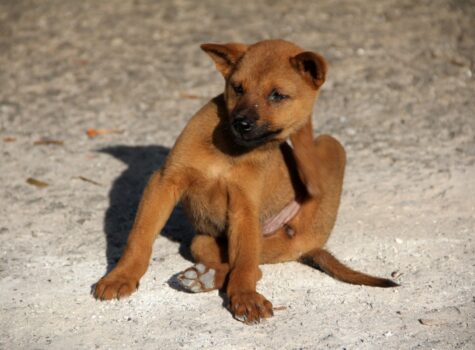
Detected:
[
  {"left": 179, "top": 94, "right": 224, "bottom": 140},
  {"left": 165, "top": 94, "right": 225, "bottom": 165}
]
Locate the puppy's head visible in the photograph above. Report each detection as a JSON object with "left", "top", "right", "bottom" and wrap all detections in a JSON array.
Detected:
[{"left": 201, "top": 39, "right": 326, "bottom": 148}]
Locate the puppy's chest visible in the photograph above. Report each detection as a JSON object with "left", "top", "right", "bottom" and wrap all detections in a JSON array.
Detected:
[{"left": 182, "top": 173, "right": 229, "bottom": 236}]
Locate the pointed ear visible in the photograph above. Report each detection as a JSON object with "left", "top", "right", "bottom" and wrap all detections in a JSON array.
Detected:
[
  {"left": 200, "top": 43, "right": 248, "bottom": 77},
  {"left": 290, "top": 51, "right": 327, "bottom": 89}
]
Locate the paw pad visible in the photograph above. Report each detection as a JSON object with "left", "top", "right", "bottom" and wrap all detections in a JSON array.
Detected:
[{"left": 177, "top": 264, "right": 216, "bottom": 293}]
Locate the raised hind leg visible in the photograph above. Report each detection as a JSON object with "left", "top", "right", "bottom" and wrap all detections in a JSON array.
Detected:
[
  {"left": 261, "top": 121, "right": 346, "bottom": 264},
  {"left": 261, "top": 125, "right": 397, "bottom": 287}
]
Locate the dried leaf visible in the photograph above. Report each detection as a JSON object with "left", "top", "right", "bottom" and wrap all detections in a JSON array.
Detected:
[
  {"left": 86, "top": 128, "right": 124, "bottom": 138},
  {"left": 34, "top": 138, "right": 64, "bottom": 146},
  {"left": 3, "top": 136, "right": 16, "bottom": 142},
  {"left": 273, "top": 306, "right": 287, "bottom": 311},
  {"left": 180, "top": 92, "right": 202, "bottom": 100},
  {"left": 76, "top": 176, "right": 102, "bottom": 186},
  {"left": 449, "top": 58, "right": 465, "bottom": 67},
  {"left": 419, "top": 318, "right": 447, "bottom": 326},
  {"left": 26, "top": 177, "right": 49, "bottom": 188},
  {"left": 74, "top": 58, "right": 89, "bottom": 66}
]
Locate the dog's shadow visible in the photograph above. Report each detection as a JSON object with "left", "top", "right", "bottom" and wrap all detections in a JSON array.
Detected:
[{"left": 99, "top": 145, "right": 195, "bottom": 274}]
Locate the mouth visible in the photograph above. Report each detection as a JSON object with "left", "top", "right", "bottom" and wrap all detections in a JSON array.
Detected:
[{"left": 230, "top": 123, "right": 283, "bottom": 148}]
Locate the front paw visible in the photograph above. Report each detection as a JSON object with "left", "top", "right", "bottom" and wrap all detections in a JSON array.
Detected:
[
  {"left": 229, "top": 292, "right": 273, "bottom": 324},
  {"left": 93, "top": 271, "right": 139, "bottom": 300}
]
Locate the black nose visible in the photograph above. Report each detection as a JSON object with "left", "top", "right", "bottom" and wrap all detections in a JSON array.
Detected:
[{"left": 232, "top": 117, "right": 255, "bottom": 134}]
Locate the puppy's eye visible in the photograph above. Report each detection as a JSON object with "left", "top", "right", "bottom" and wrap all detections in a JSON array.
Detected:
[
  {"left": 268, "top": 89, "right": 288, "bottom": 102},
  {"left": 232, "top": 84, "right": 244, "bottom": 96}
]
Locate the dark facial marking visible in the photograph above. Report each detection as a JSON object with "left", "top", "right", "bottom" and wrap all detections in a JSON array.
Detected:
[{"left": 230, "top": 123, "right": 283, "bottom": 148}]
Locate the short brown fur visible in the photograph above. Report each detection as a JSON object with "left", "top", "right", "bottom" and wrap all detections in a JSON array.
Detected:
[{"left": 93, "top": 39, "right": 397, "bottom": 324}]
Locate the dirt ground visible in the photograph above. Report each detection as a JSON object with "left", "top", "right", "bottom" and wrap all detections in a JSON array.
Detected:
[{"left": 1, "top": 0, "right": 474, "bottom": 349}]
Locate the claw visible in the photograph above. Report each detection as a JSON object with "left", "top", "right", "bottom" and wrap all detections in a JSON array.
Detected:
[{"left": 234, "top": 314, "right": 247, "bottom": 323}]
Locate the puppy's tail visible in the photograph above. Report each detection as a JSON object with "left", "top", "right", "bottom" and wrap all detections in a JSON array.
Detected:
[{"left": 300, "top": 248, "right": 399, "bottom": 288}]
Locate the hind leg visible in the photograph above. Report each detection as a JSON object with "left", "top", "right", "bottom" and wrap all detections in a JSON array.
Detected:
[
  {"left": 178, "top": 234, "right": 263, "bottom": 292},
  {"left": 261, "top": 121, "right": 346, "bottom": 264},
  {"left": 177, "top": 234, "right": 230, "bottom": 292},
  {"left": 262, "top": 126, "right": 396, "bottom": 287}
]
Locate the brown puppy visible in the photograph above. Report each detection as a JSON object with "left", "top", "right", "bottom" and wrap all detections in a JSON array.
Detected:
[{"left": 93, "top": 39, "right": 397, "bottom": 324}]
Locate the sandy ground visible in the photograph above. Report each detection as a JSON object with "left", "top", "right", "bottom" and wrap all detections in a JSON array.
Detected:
[{"left": 1, "top": 0, "right": 474, "bottom": 349}]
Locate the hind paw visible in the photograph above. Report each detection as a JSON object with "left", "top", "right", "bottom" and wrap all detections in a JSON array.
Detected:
[{"left": 177, "top": 264, "right": 218, "bottom": 293}]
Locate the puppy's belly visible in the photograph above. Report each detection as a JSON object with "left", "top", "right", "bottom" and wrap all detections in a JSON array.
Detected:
[
  {"left": 183, "top": 192, "right": 299, "bottom": 238},
  {"left": 262, "top": 200, "right": 300, "bottom": 235}
]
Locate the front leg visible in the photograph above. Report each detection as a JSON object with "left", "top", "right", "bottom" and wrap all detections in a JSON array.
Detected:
[
  {"left": 94, "top": 169, "right": 186, "bottom": 300},
  {"left": 226, "top": 183, "right": 273, "bottom": 324}
]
